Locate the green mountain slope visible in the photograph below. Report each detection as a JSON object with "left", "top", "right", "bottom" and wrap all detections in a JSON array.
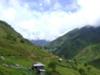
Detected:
[
  {"left": 75, "top": 44, "right": 100, "bottom": 63},
  {"left": 45, "top": 25, "right": 100, "bottom": 75},
  {"left": 0, "top": 20, "right": 52, "bottom": 61},
  {"left": 0, "top": 20, "right": 56, "bottom": 75},
  {"left": 46, "top": 26, "right": 100, "bottom": 59},
  {"left": 75, "top": 44, "right": 100, "bottom": 71},
  {"left": 75, "top": 44, "right": 100, "bottom": 74},
  {"left": 0, "top": 20, "right": 82, "bottom": 75}
]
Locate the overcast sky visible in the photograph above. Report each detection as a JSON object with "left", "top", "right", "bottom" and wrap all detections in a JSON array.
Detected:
[{"left": 0, "top": 0, "right": 100, "bottom": 41}]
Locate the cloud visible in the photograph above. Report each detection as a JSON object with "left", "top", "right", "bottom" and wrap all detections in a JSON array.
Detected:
[{"left": 0, "top": 0, "right": 100, "bottom": 41}]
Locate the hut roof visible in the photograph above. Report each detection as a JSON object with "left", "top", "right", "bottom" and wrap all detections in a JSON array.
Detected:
[{"left": 33, "top": 63, "right": 45, "bottom": 67}]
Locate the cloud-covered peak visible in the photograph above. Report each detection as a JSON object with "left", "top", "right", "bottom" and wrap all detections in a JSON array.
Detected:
[{"left": 0, "top": 0, "right": 100, "bottom": 41}]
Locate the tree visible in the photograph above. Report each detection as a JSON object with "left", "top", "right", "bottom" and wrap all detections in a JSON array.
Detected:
[
  {"left": 78, "top": 68, "right": 87, "bottom": 75},
  {"left": 48, "top": 61, "right": 57, "bottom": 71}
]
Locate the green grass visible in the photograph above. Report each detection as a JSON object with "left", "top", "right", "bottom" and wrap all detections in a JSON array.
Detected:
[
  {"left": 0, "top": 65, "right": 36, "bottom": 75},
  {"left": 57, "top": 66, "right": 80, "bottom": 75}
]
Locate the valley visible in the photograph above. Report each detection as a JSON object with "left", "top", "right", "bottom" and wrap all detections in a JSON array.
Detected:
[{"left": 0, "top": 20, "right": 100, "bottom": 75}]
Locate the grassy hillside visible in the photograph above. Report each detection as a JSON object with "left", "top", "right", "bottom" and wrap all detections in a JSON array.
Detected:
[
  {"left": 0, "top": 20, "right": 57, "bottom": 75},
  {"left": 75, "top": 44, "right": 100, "bottom": 63},
  {"left": 0, "top": 20, "right": 54, "bottom": 64},
  {"left": 75, "top": 44, "right": 100, "bottom": 71}
]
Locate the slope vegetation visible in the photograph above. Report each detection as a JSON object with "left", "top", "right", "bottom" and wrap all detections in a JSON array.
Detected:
[
  {"left": 46, "top": 26, "right": 100, "bottom": 59},
  {"left": 0, "top": 20, "right": 82, "bottom": 75}
]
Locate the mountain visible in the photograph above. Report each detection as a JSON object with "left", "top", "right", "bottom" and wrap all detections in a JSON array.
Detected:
[
  {"left": 31, "top": 39, "right": 49, "bottom": 46},
  {"left": 45, "top": 25, "right": 100, "bottom": 74},
  {"left": 0, "top": 20, "right": 84, "bottom": 75},
  {"left": 46, "top": 25, "right": 100, "bottom": 59},
  {"left": 0, "top": 20, "right": 56, "bottom": 75}
]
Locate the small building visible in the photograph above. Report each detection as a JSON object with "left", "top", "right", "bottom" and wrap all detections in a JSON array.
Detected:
[{"left": 32, "top": 62, "right": 45, "bottom": 75}]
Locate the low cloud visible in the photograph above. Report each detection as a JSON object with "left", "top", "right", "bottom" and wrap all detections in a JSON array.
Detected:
[{"left": 0, "top": 0, "right": 100, "bottom": 40}]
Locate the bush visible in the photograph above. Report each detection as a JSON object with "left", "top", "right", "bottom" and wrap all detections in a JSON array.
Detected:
[
  {"left": 48, "top": 61, "right": 57, "bottom": 71},
  {"left": 78, "top": 68, "right": 87, "bottom": 75}
]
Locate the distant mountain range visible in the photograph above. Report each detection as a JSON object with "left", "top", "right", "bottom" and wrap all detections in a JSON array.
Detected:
[{"left": 31, "top": 39, "right": 49, "bottom": 46}]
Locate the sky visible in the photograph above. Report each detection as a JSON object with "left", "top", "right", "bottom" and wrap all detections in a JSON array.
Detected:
[{"left": 0, "top": 0, "right": 100, "bottom": 41}]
